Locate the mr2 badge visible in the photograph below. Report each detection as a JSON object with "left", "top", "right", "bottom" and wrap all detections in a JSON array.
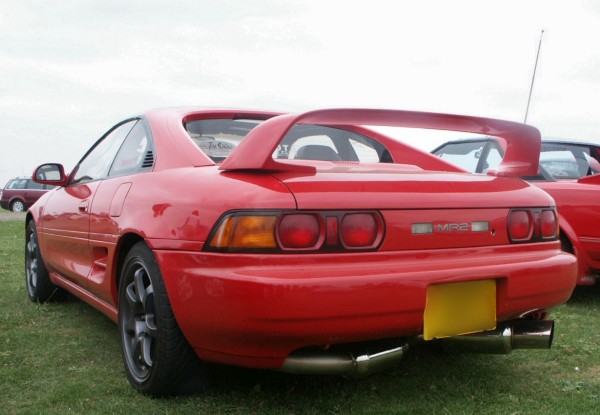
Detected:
[{"left": 411, "top": 221, "right": 489, "bottom": 234}]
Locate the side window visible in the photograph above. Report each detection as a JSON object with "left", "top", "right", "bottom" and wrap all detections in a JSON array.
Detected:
[
  {"left": 8, "top": 179, "right": 27, "bottom": 189},
  {"left": 110, "top": 121, "right": 154, "bottom": 177},
  {"left": 26, "top": 180, "right": 45, "bottom": 190},
  {"left": 482, "top": 144, "right": 503, "bottom": 173},
  {"left": 71, "top": 120, "right": 137, "bottom": 184}
]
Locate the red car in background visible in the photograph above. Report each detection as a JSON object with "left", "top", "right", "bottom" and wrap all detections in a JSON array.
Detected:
[
  {"left": 0, "top": 176, "right": 55, "bottom": 212},
  {"left": 26, "top": 108, "right": 577, "bottom": 395},
  {"left": 433, "top": 137, "right": 600, "bottom": 285}
]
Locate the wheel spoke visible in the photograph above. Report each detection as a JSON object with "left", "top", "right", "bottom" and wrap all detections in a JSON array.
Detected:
[
  {"left": 122, "top": 315, "right": 137, "bottom": 334},
  {"left": 141, "top": 335, "right": 154, "bottom": 368},
  {"left": 26, "top": 238, "right": 35, "bottom": 258},
  {"left": 133, "top": 268, "right": 147, "bottom": 304},
  {"left": 144, "top": 313, "right": 157, "bottom": 335},
  {"left": 125, "top": 282, "right": 138, "bottom": 305},
  {"left": 29, "top": 260, "right": 38, "bottom": 288},
  {"left": 26, "top": 233, "right": 38, "bottom": 289},
  {"left": 131, "top": 332, "right": 143, "bottom": 364}
]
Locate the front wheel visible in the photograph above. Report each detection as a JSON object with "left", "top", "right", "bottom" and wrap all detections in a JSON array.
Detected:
[
  {"left": 25, "top": 220, "right": 64, "bottom": 302},
  {"left": 118, "top": 242, "right": 201, "bottom": 396}
]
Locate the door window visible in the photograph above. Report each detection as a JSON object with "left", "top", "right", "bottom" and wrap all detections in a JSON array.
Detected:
[
  {"left": 71, "top": 120, "right": 137, "bottom": 184},
  {"left": 110, "top": 121, "right": 154, "bottom": 177}
]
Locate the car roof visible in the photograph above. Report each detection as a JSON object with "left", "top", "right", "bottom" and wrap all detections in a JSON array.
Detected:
[
  {"left": 433, "top": 136, "right": 600, "bottom": 150},
  {"left": 541, "top": 138, "right": 600, "bottom": 148}
]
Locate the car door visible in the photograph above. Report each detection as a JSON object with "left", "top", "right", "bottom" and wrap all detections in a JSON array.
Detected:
[
  {"left": 87, "top": 119, "right": 155, "bottom": 305},
  {"left": 39, "top": 120, "right": 137, "bottom": 286}
]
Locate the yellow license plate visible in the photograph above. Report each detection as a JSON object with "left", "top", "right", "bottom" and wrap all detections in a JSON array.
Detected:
[{"left": 423, "top": 280, "right": 496, "bottom": 341}]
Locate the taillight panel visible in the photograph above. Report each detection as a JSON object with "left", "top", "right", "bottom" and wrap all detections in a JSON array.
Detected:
[
  {"left": 508, "top": 207, "right": 559, "bottom": 243},
  {"left": 205, "top": 210, "right": 385, "bottom": 253}
]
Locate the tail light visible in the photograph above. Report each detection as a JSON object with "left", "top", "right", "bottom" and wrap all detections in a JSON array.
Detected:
[
  {"left": 205, "top": 210, "right": 384, "bottom": 253},
  {"left": 340, "top": 213, "right": 379, "bottom": 248},
  {"left": 540, "top": 209, "right": 558, "bottom": 239},
  {"left": 508, "top": 208, "right": 558, "bottom": 243},
  {"left": 508, "top": 210, "right": 532, "bottom": 241},
  {"left": 278, "top": 214, "right": 322, "bottom": 249}
]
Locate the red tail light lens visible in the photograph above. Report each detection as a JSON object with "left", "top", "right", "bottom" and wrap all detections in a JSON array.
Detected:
[
  {"left": 340, "top": 213, "right": 378, "bottom": 248},
  {"left": 278, "top": 214, "right": 322, "bottom": 249},
  {"left": 508, "top": 210, "right": 532, "bottom": 242},
  {"left": 540, "top": 209, "right": 558, "bottom": 239}
]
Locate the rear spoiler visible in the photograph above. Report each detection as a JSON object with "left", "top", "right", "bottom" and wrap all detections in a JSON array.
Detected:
[
  {"left": 578, "top": 174, "right": 600, "bottom": 185},
  {"left": 219, "top": 108, "right": 541, "bottom": 178}
]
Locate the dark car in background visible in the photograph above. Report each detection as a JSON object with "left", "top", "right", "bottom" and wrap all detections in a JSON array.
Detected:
[{"left": 0, "top": 177, "right": 55, "bottom": 212}]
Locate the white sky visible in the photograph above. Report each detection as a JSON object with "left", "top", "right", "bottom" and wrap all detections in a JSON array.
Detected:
[{"left": 2, "top": 0, "right": 600, "bottom": 187}]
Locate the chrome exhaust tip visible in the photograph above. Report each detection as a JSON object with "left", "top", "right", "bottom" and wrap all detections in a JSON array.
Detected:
[
  {"left": 439, "top": 319, "right": 554, "bottom": 354},
  {"left": 280, "top": 343, "right": 409, "bottom": 378}
]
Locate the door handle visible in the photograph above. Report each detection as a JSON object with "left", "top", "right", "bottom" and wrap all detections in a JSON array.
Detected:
[{"left": 79, "top": 200, "right": 89, "bottom": 213}]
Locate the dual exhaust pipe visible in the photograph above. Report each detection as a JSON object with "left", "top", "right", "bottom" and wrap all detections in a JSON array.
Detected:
[{"left": 281, "top": 319, "right": 554, "bottom": 377}]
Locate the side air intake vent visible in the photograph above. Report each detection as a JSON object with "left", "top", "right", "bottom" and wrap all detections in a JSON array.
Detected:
[{"left": 142, "top": 151, "right": 154, "bottom": 168}]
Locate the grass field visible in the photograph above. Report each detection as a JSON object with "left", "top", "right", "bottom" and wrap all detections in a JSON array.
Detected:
[{"left": 1, "top": 216, "right": 599, "bottom": 414}]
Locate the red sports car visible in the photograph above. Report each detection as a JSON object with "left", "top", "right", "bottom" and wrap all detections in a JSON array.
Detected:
[
  {"left": 433, "top": 137, "right": 600, "bottom": 285},
  {"left": 26, "top": 108, "right": 577, "bottom": 395}
]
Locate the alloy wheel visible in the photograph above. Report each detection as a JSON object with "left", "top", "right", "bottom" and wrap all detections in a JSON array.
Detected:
[{"left": 120, "top": 262, "right": 158, "bottom": 382}]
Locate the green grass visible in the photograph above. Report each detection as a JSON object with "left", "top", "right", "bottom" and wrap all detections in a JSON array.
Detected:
[{"left": 1, "top": 217, "right": 599, "bottom": 414}]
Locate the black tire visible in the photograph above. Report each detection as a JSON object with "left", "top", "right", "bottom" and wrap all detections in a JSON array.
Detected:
[
  {"left": 25, "top": 220, "right": 64, "bottom": 302},
  {"left": 11, "top": 199, "right": 25, "bottom": 212},
  {"left": 118, "top": 242, "right": 202, "bottom": 396},
  {"left": 560, "top": 233, "right": 574, "bottom": 254}
]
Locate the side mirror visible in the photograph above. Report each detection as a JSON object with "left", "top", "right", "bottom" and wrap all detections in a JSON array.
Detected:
[{"left": 32, "top": 163, "right": 69, "bottom": 187}]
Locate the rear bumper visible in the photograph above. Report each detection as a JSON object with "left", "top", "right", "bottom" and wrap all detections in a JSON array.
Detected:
[{"left": 155, "top": 242, "right": 577, "bottom": 368}]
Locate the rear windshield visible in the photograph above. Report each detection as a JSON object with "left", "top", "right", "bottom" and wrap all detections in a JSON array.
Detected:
[
  {"left": 185, "top": 119, "right": 391, "bottom": 164},
  {"left": 185, "top": 119, "right": 261, "bottom": 163}
]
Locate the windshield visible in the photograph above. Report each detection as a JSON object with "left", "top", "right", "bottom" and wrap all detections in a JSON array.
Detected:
[{"left": 540, "top": 142, "right": 596, "bottom": 179}]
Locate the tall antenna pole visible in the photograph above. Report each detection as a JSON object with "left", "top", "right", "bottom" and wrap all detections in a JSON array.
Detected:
[{"left": 524, "top": 29, "right": 544, "bottom": 124}]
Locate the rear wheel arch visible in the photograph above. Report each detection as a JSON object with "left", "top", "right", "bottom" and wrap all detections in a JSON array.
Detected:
[
  {"left": 556, "top": 215, "right": 580, "bottom": 256},
  {"left": 114, "top": 233, "right": 146, "bottom": 296},
  {"left": 559, "top": 230, "right": 574, "bottom": 254},
  {"left": 116, "top": 239, "right": 203, "bottom": 395}
]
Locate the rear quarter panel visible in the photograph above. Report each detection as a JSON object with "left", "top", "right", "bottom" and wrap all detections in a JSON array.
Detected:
[{"left": 536, "top": 180, "right": 600, "bottom": 279}]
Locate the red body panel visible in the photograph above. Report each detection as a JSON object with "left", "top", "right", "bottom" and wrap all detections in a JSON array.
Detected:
[
  {"left": 28, "top": 108, "right": 578, "bottom": 369},
  {"left": 536, "top": 179, "right": 600, "bottom": 284}
]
